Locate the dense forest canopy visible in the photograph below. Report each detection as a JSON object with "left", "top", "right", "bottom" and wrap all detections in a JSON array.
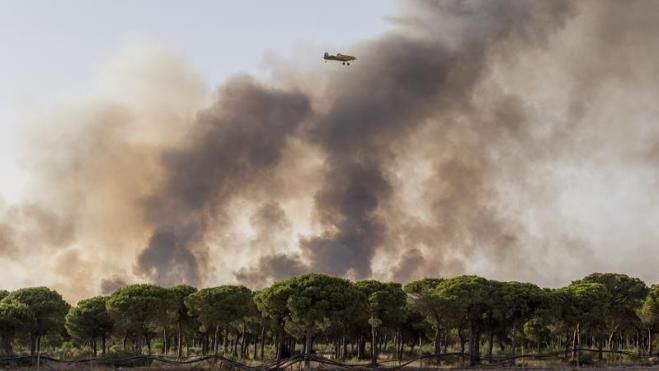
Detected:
[{"left": 0, "top": 272, "right": 657, "bottom": 366}]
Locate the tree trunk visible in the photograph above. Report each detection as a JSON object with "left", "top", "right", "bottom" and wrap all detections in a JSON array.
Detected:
[
  {"left": 243, "top": 334, "right": 249, "bottom": 359},
  {"left": 371, "top": 324, "right": 378, "bottom": 366},
  {"left": 102, "top": 334, "right": 106, "bottom": 355},
  {"left": 146, "top": 335, "right": 152, "bottom": 355},
  {"left": 252, "top": 333, "right": 258, "bottom": 359},
  {"left": 649, "top": 328, "right": 653, "bottom": 355},
  {"left": 240, "top": 323, "right": 246, "bottom": 358},
  {"left": 474, "top": 330, "right": 481, "bottom": 365},
  {"left": 394, "top": 334, "right": 399, "bottom": 359},
  {"left": 511, "top": 321, "right": 518, "bottom": 366},
  {"left": 223, "top": 327, "right": 229, "bottom": 354},
  {"left": 36, "top": 336, "right": 41, "bottom": 369},
  {"left": 357, "top": 336, "right": 365, "bottom": 359},
  {"left": 434, "top": 326, "right": 441, "bottom": 363},
  {"left": 260, "top": 326, "right": 265, "bottom": 360},
  {"left": 214, "top": 326, "right": 220, "bottom": 355},
  {"left": 176, "top": 320, "right": 183, "bottom": 359},
  {"left": 468, "top": 323, "right": 477, "bottom": 367},
  {"left": 162, "top": 328, "right": 167, "bottom": 355},
  {"left": 276, "top": 330, "right": 284, "bottom": 361},
  {"left": 304, "top": 328, "right": 313, "bottom": 367},
  {"left": 571, "top": 323, "right": 580, "bottom": 366},
  {"left": 93, "top": 338, "right": 98, "bottom": 357},
  {"left": 458, "top": 328, "right": 466, "bottom": 366},
  {"left": 571, "top": 327, "right": 577, "bottom": 361},
  {"left": 241, "top": 334, "right": 246, "bottom": 359},
  {"left": 444, "top": 331, "right": 449, "bottom": 353},
  {"left": 608, "top": 325, "right": 618, "bottom": 350},
  {"left": 487, "top": 330, "right": 494, "bottom": 364},
  {"left": 30, "top": 334, "right": 36, "bottom": 356},
  {"left": 597, "top": 323, "right": 604, "bottom": 362}
]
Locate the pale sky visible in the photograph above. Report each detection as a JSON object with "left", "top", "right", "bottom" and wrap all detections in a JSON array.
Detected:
[{"left": 0, "top": 0, "right": 395, "bottom": 202}]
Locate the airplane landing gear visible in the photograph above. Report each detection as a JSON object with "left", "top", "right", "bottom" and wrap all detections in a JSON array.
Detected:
[
  {"left": 347, "top": 62, "right": 350, "bottom": 66},
  {"left": 342, "top": 62, "right": 345, "bottom": 65}
]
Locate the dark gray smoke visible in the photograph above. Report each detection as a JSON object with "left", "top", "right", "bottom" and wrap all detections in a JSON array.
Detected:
[
  {"left": 234, "top": 253, "right": 307, "bottom": 288},
  {"left": 134, "top": 76, "right": 310, "bottom": 285},
  {"left": 137, "top": 225, "right": 202, "bottom": 285},
  {"left": 249, "top": 202, "right": 292, "bottom": 253},
  {"left": 301, "top": 163, "right": 391, "bottom": 277},
  {"left": 100, "top": 275, "right": 129, "bottom": 295},
  {"left": 151, "top": 1, "right": 569, "bottom": 282},
  {"left": 391, "top": 248, "right": 425, "bottom": 282},
  {"left": 292, "top": 0, "right": 575, "bottom": 280},
  {"left": 232, "top": 202, "right": 303, "bottom": 286}
]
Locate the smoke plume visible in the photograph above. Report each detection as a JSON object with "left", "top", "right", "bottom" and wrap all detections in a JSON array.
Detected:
[
  {"left": 135, "top": 76, "right": 310, "bottom": 285},
  {"left": 2, "top": 1, "right": 659, "bottom": 300}
]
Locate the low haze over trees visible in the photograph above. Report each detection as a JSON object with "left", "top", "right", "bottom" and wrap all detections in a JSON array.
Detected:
[{"left": 0, "top": 273, "right": 657, "bottom": 366}]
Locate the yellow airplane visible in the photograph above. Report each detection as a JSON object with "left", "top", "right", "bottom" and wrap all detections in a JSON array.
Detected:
[{"left": 324, "top": 52, "right": 357, "bottom": 65}]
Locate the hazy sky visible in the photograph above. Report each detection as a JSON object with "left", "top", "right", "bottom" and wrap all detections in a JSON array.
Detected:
[{"left": 0, "top": 0, "right": 394, "bottom": 201}]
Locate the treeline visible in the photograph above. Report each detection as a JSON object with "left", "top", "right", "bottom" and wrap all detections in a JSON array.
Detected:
[{"left": 0, "top": 273, "right": 657, "bottom": 366}]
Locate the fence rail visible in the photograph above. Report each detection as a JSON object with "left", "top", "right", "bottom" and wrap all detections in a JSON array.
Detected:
[{"left": 1, "top": 348, "right": 657, "bottom": 369}]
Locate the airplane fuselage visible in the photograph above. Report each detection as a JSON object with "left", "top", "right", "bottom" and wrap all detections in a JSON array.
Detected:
[{"left": 324, "top": 52, "right": 357, "bottom": 64}]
